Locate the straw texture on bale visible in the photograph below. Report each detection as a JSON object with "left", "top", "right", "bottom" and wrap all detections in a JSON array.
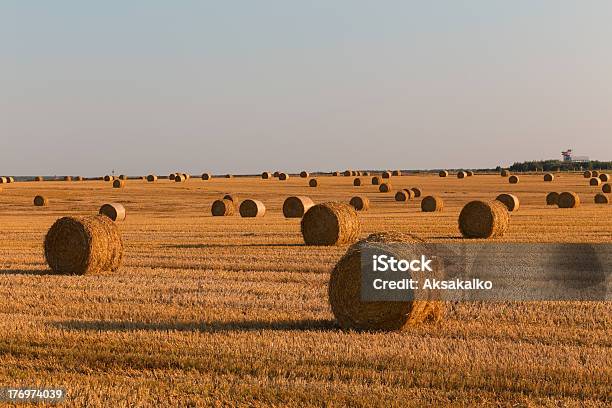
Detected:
[
  {"left": 495, "top": 193, "right": 520, "bottom": 212},
  {"left": 7, "top": 177, "right": 14, "bottom": 183},
  {"left": 273, "top": 171, "right": 280, "bottom": 178},
  {"left": 349, "top": 196, "right": 370, "bottom": 211},
  {"left": 174, "top": 174, "right": 186, "bottom": 182},
  {"left": 382, "top": 171, "right": 392, "bottom": 179},
  {"left": 394, "top": 190, "right": 412, "bottom": 201},
  {"left": 589, "top": 177, "right": 602, "bottom": 186},
  {"left": 300, "top": 171, "right": 309, "bottom": 178},
  {"left": 147, "top": 175, "right": 157, "bottom": 182},
  {"left": 592, "top": 170, "right": 599, "bottom": 177},
  {"left": 584, "top": 170, "right": 592, "bottom": 178},
  {"left": 599, "top": 174, "right": 610, "bottom": 182},
  {"left": 278, "top": 173, "right": 289, "bottom": 181},
  {"left": 353, "top": 178, "right": 362, "bottom": 186},
  {"left": 457, "top": 171, "right": 467, "bottom": 179},
  {"left": 35, "top": 176, "right": 43, "bottom": 182},
  {"left": 603, "top": 184, "right": 611, "bottom": 194},
  {"left": 501, "top": 169, "right": 509, "bottom": 177},
  {"left": 439, "top": 170, "right": 448, "bottom": 177},
  {"left": 261, "top": 172, "right": 271, "bottom": 180},
  {"left": 508, "top": 175, "right": 519, "bottom": 184},
  {"left": 546, "top": 192, "right": 559, "bottom": 206},
  {"left": 112, "top": 179, "right": 125, "bottom": 188},
  {"left": 392, "top": 170, "right": 402, "bottom": 176},
  {"left": 283, "top": 196, "right": 314, "bottom": 218},
  {"left": 239, "top": 199, "right": 266, "bottom": 217},
  {"left": 411, "top": 187, "right": 422, "bottom": 198},
  {"left": 379, "top": 183, "right": 392, "bottom": 193},
  {"left": 371, "top": 176, "right": 382, "bottom": 185},
  {"left": 211, "top": 199, "right": 235, "bottom": 216},
  {"left": 202, "top": 173, "right": 212, "bottom": 180},
  {"left": 558, "top": 192, "right": 580, "bottom": 208},
  {"left": 328, "top": 232, "right": 444, "bottom": 331},
  {"left": 99, "top": 203, "right": 126, "bottom": 222},
  {"left": 459, "top": 200, "right": 510, "bottom": 239},
  {"left": 544, "top": 173, "right": 554, "bottom": 182},
  {"left": 0, "top": 177, "right": 6, "bottom": 183},
  {"left": 301, "top": 202, "right": 361, "bottom": 246},
  {"left": 594, "top": 193, "right": 609, "bottom": 204},
  {"left": 309, "top": 178, "right": 318, "bottom": 187},
  {"left": 44, "top": 215, "right": 124, "bottom": 275},
  {"left": 421, "top": 196, "right": 444, "bottom": 212},
  {"left": 34, "top": 195, "right": 48, "bottom": 207}
]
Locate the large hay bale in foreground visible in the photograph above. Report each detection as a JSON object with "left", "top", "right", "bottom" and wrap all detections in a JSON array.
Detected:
[
  {"left": 261, "top": 172, "right": 271, "bottom": 180},
  {"left": 589, "top": 177, "right": 602, "bottom": 186},
  {"left": 421, "top": 196, "right": 443, "bottom": 212},
  {"left": 99, "top": 203, "right": 126, "bottom": 222},
  {"left": 44, "top": 215, "right": 124, "bottom": 275},
  {"left": 459, "top": 200, "right": 510, "bottom": 239},
  {"left": 349, "top": 196, "right": 370, "bottom": 211},
  {"left": 379, "top": 183, "right": 392, "bottom": 193},
  {"left": 353, "top": 178, "right": 362, "bottom": 186},
  {"left": 147, "top": 175, "right": 157, "bottom": 182},
  {"left": 546, "top": 192, "right": 559, "bottom": 206},
  {"left": 439, "top": 170, "right": 448, "bottom": 177},
  {"left": 211, "top": 199, "right": 235, "bottom": 216},
  {"left": 599, "top": 173, "right": 610, "bottom": 182},
  {"left": 301, "top": 202, "right": 361, "bottom": 246},
  {"left": 239, "top": 199, "right": 266, "bottom": 217},
  {"left": 558, "top": 192, "right": 580, "bottom": 208},
  {"left": 202, "top": 173, "right": 212, "bottom": 180},
  {"left": 278, "top": 172, "right": 289, "bottom": 181},
  {"left": 309, "top": 178, "right": 318, "bottom": 187},
  {"left": 584, "top": 170, "right": 593, "bottom": 178},
  {"left": 34, "top": 195, "right": 48, "bottom": 207},
  {"left": 328, "top": 232, "right": 444, "bottom": 331},
  {"left": 594, "top": 193, "right": 609, "bottom": 204},
  {"left": 603, "top": 184, "right": 611, "bottom": 194},
  {"left": 371, "top": 176, "right": 382, "bottom": 185},
  {"left": 300, "top": 171, "right": 309, "bottom": 178},
  {"left": 544, "top": 173, "right": 554, "bottom": 182},
  {"left": 508, "top": 175, "right": 519, "bottom": 184},
  {"left": 283, "top": 196, "right": 314, "bottom": 218},
  {"left": 495, "top": 193, "right": 520, "bottom": 212},
  {"left": 411, "top": 187, "right": 422, "bottom": 198},
  {"left": 113, "top": 179, "right": 125, "bottom": 188}
]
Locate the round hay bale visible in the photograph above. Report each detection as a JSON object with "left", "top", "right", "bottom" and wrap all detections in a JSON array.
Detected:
[
  {"left": 421, "top": 196, "right": 443, "bottom": 212},
  {"left": 394, "top": 189, "right": 413, "bottom": 201},
  {"left": 362, "top": 171, "right": 370, "bottom": 176},
  {"left": 0, "top": 177, "right": 6, "bottom": 184},
  {"left": 332, "top": 171, "right": 340, "bottom": 177},
  {"left": 411, "top": 187, "right": 422, "bottom": 198},
  {"left": 146, "top": 175, "right": 157, "bottom": 182},
  {"left": 495, "top": 193, "right": 520, "bottom": 212},
  {"left": 239, "top": 199, "right": 266, "bottom": 217},
  {"left": 379, "top": 183, "right": 392, "bottom": 193},
  {"left": 457, "top": 171, "right": 467, "bottom": 179},
  {"left": 501, "top": 169, "right": 509, "bottom": 177},
  {"left": 583, "top": 170, "right": 593, "bottom": 178},
  {"left": 599, "top": 173, "right": 610, "bottom": 182},
  {"left": 7, "top": 177, "right": 14, "bottom": 183},
  {"left": 353, "top": 178, "right": 362, "bottom": 186},
  {"left": 211, "top": 199, "right": 235, "bottom": 216},
  {"left": 392, "top": 170, "right": 402, "bottom": 176},
  {"left": 225, "top": 174, "right": 233, "bottom": 179},
  {"left": 382, "top": 171, "right": 392, "bottom": 179},
  {"left": 140, "top": 176, "right": 146, "bottom": 180},
  {"left": 64, "top": 176, "right": 72, "bottom": 182},
  {"left": 33, "top": 195, "right": 48, "bottom": 206},
  {"left": 261, "top": 172, "right": 271, "bottom": 180},
  {"left": 343, "top": 170, "right": 352, "bottom": 177},
  {"left": 546, "top": 192, "right": 560, "bottom": 206},
  {"left": 589, "top": 177, "right": 602, "bottom": 186},
  {"left": 174, "top": 174, "right": 186, "bottom": 182},
  {"left": 35, "top": 176, "right": 43, "bottom": 182},
  {"left": 355, "top": 171, "right": 362, "bottom": 176},
  {"left": 103, "top": 175, "right": 112, "bottom": 182},
  {"left": 278, "top": 172, "right": 289, "bottom": 181},
  {"left": 273, "top": 171, "right": 280, "bottom": 178},
  {"left": 544, "top": 173, "right": 554, "bottom": 182},
  {"left": 184, "top": 173, "right": 191, "bottom": 180},
  {"left": 328, "top": 232, "right": 444, "bottom": 331},
  {"left": 349, "top": 196, "right": 370, "bottom": 211},
  {"left": 44, "top": 215, "right": 123, "bottom": 275},
  {"left": 283, "top": 196, "right": 315, "bottom": 218},
  {"left": 300, "top": 171, "right": 309, "bottom": 178},
  {"left": 459, "top": 200, "right": 510, "bottom": 239},
  {"left": 439, "top": 170, "right": 448, "bottom": 177},
  {"left": 99, "top": 203, "right": 126, "bottom": 222},
  {"left": 223, "top": 194, "right": 237, "bottom": 202},
  {"left": 169, "top": 173, "right": 176, "bottom": 180},
  {"left": 112, "top": 179, "right": 125, "bottom": 188},
  {"left": 119, "top": 175, "right": 127, "bottom": 180},
  {"left": 594, "top": 193, "right": 609, "bottom": 204},
  {"left": 309, "top": 178, "right": 318, "bottom": 187},
  {"left": 592, "top": 170, "right": 599, "bottom": 177},
  {"left": 603, "top": 183, "right": 611, "bottom": 194},
  {"left": 75, "top": 176, "right": 83, "bottom": 181},
  {"left": 466, "top": 171, "right": 474, "bottom": 177},
  {"left": 558, "top": 192, "right": 580, "bottom": 208},
  {"left": 301, "top": 202, "right": 361, "bottom": 246},
  {"left": 202, "top": 173, "right": 212, "bottom": 180},
  {"left": 508, "top": 175, "right": 519, "bottom": 184},
  {"left": 371, "top": 176, "right": 382, "bottom": 185}
]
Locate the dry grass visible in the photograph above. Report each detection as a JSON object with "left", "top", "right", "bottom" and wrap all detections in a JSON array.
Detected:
[{"left": 0, "top": 175, "right": 610, "bottom": 406}]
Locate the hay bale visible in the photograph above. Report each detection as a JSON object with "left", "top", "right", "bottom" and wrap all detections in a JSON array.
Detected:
[
  {"left": 99, "top": 203, "right": 126, "bottom": 222},
  {"left": 202, "top": 173, "right": 212, "bottom": 180},
  {"left": 328, "top": 232, "right": 444, "bottom": 331},
  {"left": 349, "top": 196, "right": 370, "bottom": 211},
  {"left": 0, "top": 177, "right": 6, "bottom": 183},
  {"left": 64, "top": 176, "right": 72, "bottom": 182},
  {"left": 283, "top": 196, "right": 315, "bottom": 218},
  {"left": 421, "top": 196, "right": 443, "bottom": 212},
  {"left": 411, "top": 187, "right": 422, "bottom": 198},
  {"left": 394, "top": 189, "right": 413, "bottom": 201},
  {"left": 392, "top": 170, "right": 402, "bottom": 176},
  {"left": 75, "top": 176, "right": 83, "bottom": 181},
  {"left": 343, "top": 170, "right": 352, "bottom": 177},
  {"left": 353, "top": 178, "right": 362, "bottom": 186},
  {"left": 104, "top": 175, "right": 112, "bottom": 182},
  {"left": 594, "top": 193, "right": 609, "bottom": 204},
  {"left": 495, "top": 193, "right": 520, "bottom": 212},
  {"left": 309, "top": 178, "right": 318, "bottom": 187},
  {"left": 558, "top": 192, "right": 580, "bottom": 208},
  {"left": 332, "top": 171, "right": 340, "bottom": 176},
  {"left": 459, "top": 200, "right": 510, "bottom": 239},
  {"left": 508, "top": 175, "right": 519, "bottom": 184},
  {"left": 379, "top": 183, "right": 392, "bottom": 193},
  {"left": 112, "top": 179, "right": 125, "bottom": 188},
  {"left": 355, "top": 171, "right": 362, "bottom": 176},
  {"left": 184, "top": 173, "right": 191, "bottom": 180},
  {"left": 44, "top": 215, "right": 123, "bottom": 275},
  {"left": 301, "top": 202, "right": 361, "bottom": 246},
  {"left": 457, "top": 171, "right": 467, "bottom": 179},
  {"left": 382, "top": 171, "right": 392, "bottom": 179},
  {"left": 362, "top": 171, "right": 370, "bottom": 176},
  {"left": 592, "top": 170, "right": 599, "bottom": 177},
  {"left": 239, "top": 199, "right": 266, "bottom": 217},
  {"left": 589, "top": 177, "right": 602, "bottom": 186},
  {"left": 119, "top": 175, "right": 127, "bottom": 180},
  {"left": 599, "top": 173, "right": 610, "bottom": 182},
  {"left": 223, "top": 194, "right": 237, "bottom": 202},
  {"left": 278, "top": 172, "right": 289, "bottom": 181},
  {"left": 35, "top": 176, "right": 43, "bottom": 182},
  {"left": 174, "top": 174, "right": 186, "bottom": 182},
  {"left": 546, "top": 192, "right": 559, "bottom": 206},
  {"left": 169, "top": 173, "right": 176, "bottom": 180},
  {"left": 300, "top": 171, "right": 309, "bottom": 178},
  {"left": 7, "top": 177, "right": 14, "bottom": 183},
  {"left": 501, "top": 169, "right": 509, "bottom": 177},
  {"left": 273, "top": 171, "right": 280, "bottom": 178},
  {"left": 33, "top": 195, "right": 48, "bottom": 206},
  {"left": 146, "top": 175, "right": 157, "bottom": 182},
  {"left": 603, "top": 183, "right": 611, "bottom": 194},
  {"left": 225, "top": 174, "right": 233, "bottom": 179},
  {"left": 544, "top": 173, "right": 554, "bottom": 182},
  {"left": 439, "top": 170, "right": 448, "bottom": 177},
  {"left": 584, "top": 170, "right": 593, "bottom": 178},
  {"left": 371, "top": 176, "right": 382, "bottom": 185},
  {"left": 261, "top": 172, "right": 271, "bottom": 180},
  {"left": 466, "top": 171, "right": 474, "bottom": 177},
  {"left": 211, "top": 199, "right": 235, "bottom": 216}
]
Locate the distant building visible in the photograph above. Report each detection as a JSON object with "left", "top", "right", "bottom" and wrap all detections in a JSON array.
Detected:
[{"left": 561, "top": 149, "right": 589, "bottom": 163}]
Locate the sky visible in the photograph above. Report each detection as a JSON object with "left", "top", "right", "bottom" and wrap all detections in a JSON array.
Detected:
[{"left": 1, "top": 1, "right": 611, "bottom": 176}]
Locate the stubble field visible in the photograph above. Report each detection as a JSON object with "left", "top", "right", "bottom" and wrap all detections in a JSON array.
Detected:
[{"left": 0, "top": 173, "right": 610, "bottom": 407}]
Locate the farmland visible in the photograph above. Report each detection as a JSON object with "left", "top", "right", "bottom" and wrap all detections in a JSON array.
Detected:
[{"left": 0, "top": 173, "right": 610, "bottom": 407}]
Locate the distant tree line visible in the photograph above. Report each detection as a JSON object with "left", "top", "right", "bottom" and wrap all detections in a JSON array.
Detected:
[{"left": 508, "top": 160, "right": 612, "bottom": 172}]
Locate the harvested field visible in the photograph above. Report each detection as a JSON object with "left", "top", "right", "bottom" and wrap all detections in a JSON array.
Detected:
[{"left": 0, "top": 174, "right": 610, "bottom": 406}]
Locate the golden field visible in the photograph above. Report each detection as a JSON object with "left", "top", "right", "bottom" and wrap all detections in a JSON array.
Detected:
[{"left": 0, "top": 173, "right": 610, "bottom": 407}]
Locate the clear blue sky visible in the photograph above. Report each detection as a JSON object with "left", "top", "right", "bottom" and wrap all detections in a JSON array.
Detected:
[{"left": 1, "top": 1, "right": 611, "bottom": 175}]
